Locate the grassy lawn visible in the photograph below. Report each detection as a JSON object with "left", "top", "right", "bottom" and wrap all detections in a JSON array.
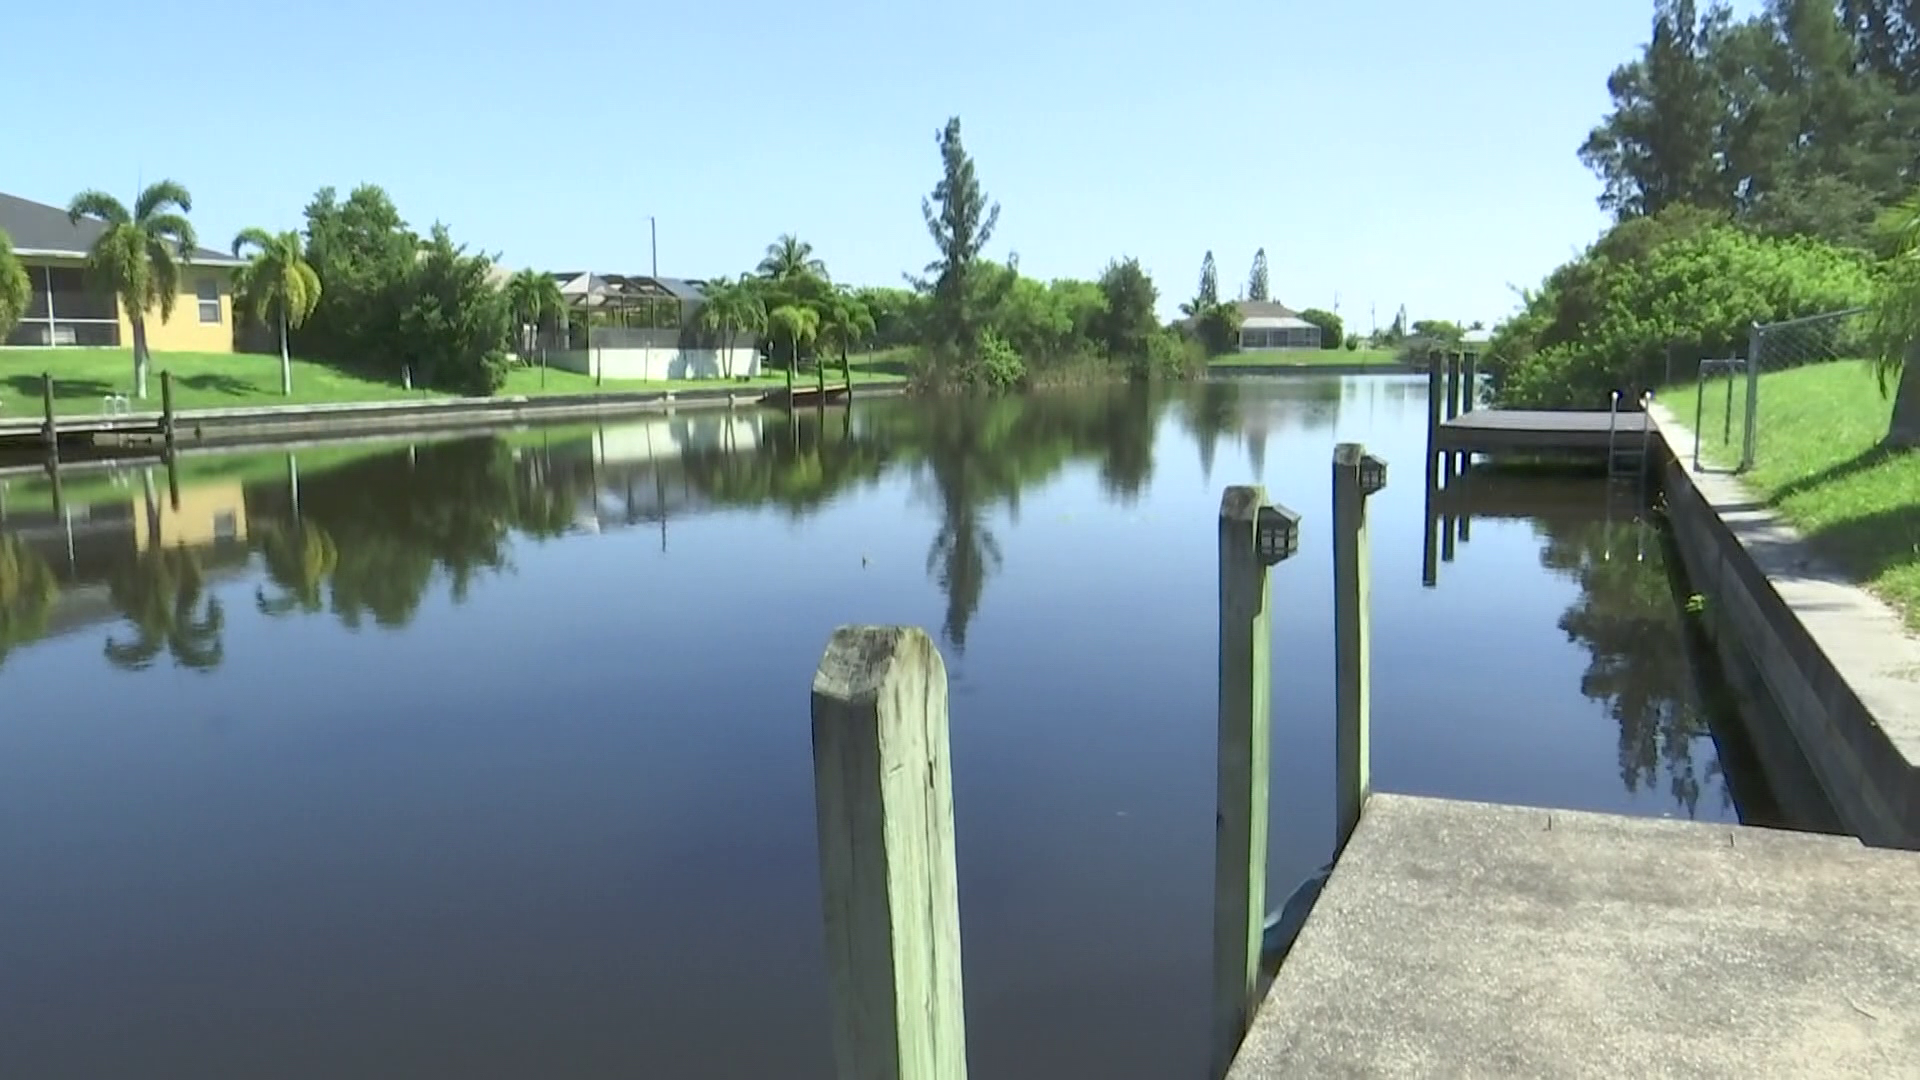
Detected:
[
  {"left": 1663, "top": 360, "right": 1920, "bottom": 629},
  {"left": 0, "top": 348, "right": 903, "bottom": 419},
  {"left": 1210, "top": 348, "right": 1402, "bottom": 367}
]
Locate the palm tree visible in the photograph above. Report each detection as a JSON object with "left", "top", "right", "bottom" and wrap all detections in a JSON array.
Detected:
[
  {"left": 232, "top": 228, "right": 322, "bottom": 396},
  {"left": 507, "top": 269, "right": 567, "bottom": 386},
  {"left": 820, "top": 292, "right": 876, "bottom": 393},
  {"left": 698, "top": 277, "right": 769, "bottom": 380},
  {"left": 758, "top": 234, "right": 828, "bottom": 281},
  {"left": 768, "top": 304, "right": 819, "bottom": 394},
  {"left": 67, "top": 181, "right": 198, "bottom": 400}
]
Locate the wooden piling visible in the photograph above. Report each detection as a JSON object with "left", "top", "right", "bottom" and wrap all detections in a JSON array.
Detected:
[
  {"left": 1212, "top": 486, "right": 1274, "bottom": 1080},
  {"left": 810, "top": 625, "right": 968, "bottom": 1080},
  {"left": 1332, "top": 447, "right": 1374, "bottom": 854},
  {"left": 165, "top": 452, "right": 182, "bottom": 512},
  {"left": 1444, "top": 352, "right": 1462, "bottom": 422},
  {"left": 160, "top": 370, "right": 177, "bottom": 451},
  {"left": 41, "top": 373, "right": 57, "bottom": 460},
  {"left": 1462, "top": 352, "right": 1478, "bottom": 413}
]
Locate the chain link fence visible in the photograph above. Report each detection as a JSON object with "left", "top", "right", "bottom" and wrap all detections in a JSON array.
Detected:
[{"left": 1689, "top": 307, "right": 1866, "bottom": 472}]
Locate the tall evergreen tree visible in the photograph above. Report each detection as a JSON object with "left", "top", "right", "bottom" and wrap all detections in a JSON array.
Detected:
[
  {"left": 1197, "top": 250, "right": 1219, "bottom": 309},
  {"left": 1246, "top": 248, "right": 1270, "bottom": 301},
  {"left": 1581, "top": 0, "right": 1730, "bottom": 217},
  {"left": 919, "top": 116, "right": 1001, "bottom": 358}
]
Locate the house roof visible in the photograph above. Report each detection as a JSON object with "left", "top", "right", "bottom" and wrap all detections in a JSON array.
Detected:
[
  {"left": 1237, "top": 299, "right": 1301, "bottom": 320},
  {"left": 1243, "top": 314, "right": 1317, "bottom": 331},
  {"left": 0, "top": 191, "right": 244, "bottom": 266}
]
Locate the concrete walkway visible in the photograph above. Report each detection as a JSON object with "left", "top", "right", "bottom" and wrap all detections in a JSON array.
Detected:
[{"left": 1229, "top": 795, "right": 1920, "bottom": 1079}]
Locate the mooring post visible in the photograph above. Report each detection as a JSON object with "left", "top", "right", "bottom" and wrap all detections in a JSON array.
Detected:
[
  {"left": 165, "top": 451, "right": 182, "bottom": 512},
  {"left": 1211, "top": 485, "right": 1300, "bottom": 1080},
  {"left": 1445, "top": 351, "right": 1462, "bottom": 423},
  {"left": 1425, "top": 351, "right": 1443, "bottom": 474},
  {"left": 810, "top": 625, "right": 968, "bottom": 1080},
  {"left": 1332, "top": 446, "right": 1380, "bottom": 854},
  {"left": 1462, "top": 351, "right": 1478, "bottom": 413},
  {"left": 41, "top": 373, "right": 57, "bottom": 460},
  {"left": 160, "top": 370, "right": 177, "bottom": 452}
]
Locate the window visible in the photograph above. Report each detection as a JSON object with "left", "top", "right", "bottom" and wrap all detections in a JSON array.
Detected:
[
  {"left": 197, "top": 278, "right": 221, "bottom": 324},
  {"left": 213, "top": 511, "right": 239, "bottom": 542}
]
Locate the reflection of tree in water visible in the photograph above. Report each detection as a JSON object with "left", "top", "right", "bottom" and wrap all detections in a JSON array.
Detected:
[
  {"left": 245, "top": 438, "right": 568, "bottom": 631},
  {"left": 1536, "top": 513, "right": 1725, "bottom": 817},
  {"left": 255, "top": 522, "right": 338, "bottom": 616},
  {"left": 0, "top": 535, "right": 59, "bottom": 669},
  {"left": 1176, "top": 380, "right": 1242, "bottom": 483},
  {"left": 221, "top": 386, "right": 1181, "bottom": 656},
  {"left": 105, "top": 546, "right": 225, "bottom": 672}
]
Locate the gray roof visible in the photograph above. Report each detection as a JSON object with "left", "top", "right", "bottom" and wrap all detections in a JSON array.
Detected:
[
  {"left": 0, "top": 191, "right": 244, "bottom": 266},
  {"left": 549, "top": 271, "right": 708, "bottom": 304},
  {"left": 1237, "top": 299, "right": 1301, "bottom": 320}
]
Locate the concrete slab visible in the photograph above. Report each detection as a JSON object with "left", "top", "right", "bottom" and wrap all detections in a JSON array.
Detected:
[{"left": 1229, "top": 795, "right": 1920, "bottom": 1079}]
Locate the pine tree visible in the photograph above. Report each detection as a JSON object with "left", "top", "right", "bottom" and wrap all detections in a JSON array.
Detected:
[
  {"left": 1246, "top": 248, "right": 1270, "bottom": 301},
  {"left": 919, "top": 116, "right": 1000, "bottom": 358},
  {"left": 1198, "top": 251, "right": 1219, "bottom": 309}
]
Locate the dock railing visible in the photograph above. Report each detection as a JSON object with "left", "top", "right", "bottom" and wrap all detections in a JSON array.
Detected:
[{"left": 803, "top": 447, "right": 1389, "bottom": 1079}]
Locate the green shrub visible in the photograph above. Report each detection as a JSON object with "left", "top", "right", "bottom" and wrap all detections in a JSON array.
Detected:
[
  {"left": 1299, "top": 307, "right": 1343, "bottom": 350},
  {"left": 1489, "top": 211, "right": 1873, "bottom": 407},
  {"left": 975, "top": 329, "right": 1027, "bottom": 390}
]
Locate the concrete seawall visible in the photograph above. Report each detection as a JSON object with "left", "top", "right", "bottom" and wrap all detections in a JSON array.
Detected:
[
  {"left": 0, "top": 383, "right": 907, "bottom": 458},
  {"left": 1651, "top": 407, "right": 1920, "bottom": 848}
]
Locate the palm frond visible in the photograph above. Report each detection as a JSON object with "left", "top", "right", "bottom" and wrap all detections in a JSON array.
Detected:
[
  {"left": 67, "top": 190, "right": 129, "bottom": 227},
  {"left": 290, "top": 261, "right": 322, "bottom": 324},
  {"left": 143, "top": 212, "right": 197, "bottom": 258},
  {"left": 135, "top": 179, "right": 193, "bottom": 221},
  {"left": 231, "top": 226, "right": 276, "bottom": 258},
  {"left": 149, "top": 248, "right": 181, "bottom": 321}
]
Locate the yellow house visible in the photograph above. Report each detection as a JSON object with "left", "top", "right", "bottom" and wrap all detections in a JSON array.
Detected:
[{"left": 1, "top": 191, "right": 240, "bottom": 352}]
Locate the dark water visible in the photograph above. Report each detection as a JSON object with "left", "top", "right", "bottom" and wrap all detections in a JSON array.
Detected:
[{"left": 0, "top": 377, "right": 1805, "bottom": 1078}]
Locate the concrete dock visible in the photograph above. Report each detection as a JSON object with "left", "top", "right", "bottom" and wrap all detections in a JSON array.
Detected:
[{"left": 1228, "top": 795, "right": 1920, "bottom": 1079}]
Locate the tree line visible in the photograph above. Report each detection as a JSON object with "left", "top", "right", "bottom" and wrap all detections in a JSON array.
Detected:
[{"left": 1492, "top": 0, "right": 1920, "bottom": 438}]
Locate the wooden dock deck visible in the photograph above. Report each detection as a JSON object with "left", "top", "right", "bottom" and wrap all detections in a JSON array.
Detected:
[
  {"left": 1435, "top": 408, "right": 1648, "bottom": 456},
  {"left": 1228, "top": 795, "right": 1920, "bottom": 1079}
]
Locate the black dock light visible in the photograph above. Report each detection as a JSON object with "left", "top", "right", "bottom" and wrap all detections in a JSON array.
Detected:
[
  {"left": 1256, "top": 504, "right": 1301, "bottom": 565},
  {"left": 1359, "top": 452, "right": 1388, "bottom": 497}
]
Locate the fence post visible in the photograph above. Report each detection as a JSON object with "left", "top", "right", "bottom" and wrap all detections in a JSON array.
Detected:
[
  {"left": 1332, "top": 446, "right": 1379, "bottom": 853},
  {"left": 811, "top": 625, "right": 968, "bottom": 1080},
  {"left": 160, "top": 370, "right": 177, "bottom": 451},
  {"left": 1211, "top": 486, "right": 1299, "bottom": 1080},
  {"left": 40, "top": 373, "right": 57, "bottom": 460},
  {"left": 1742, "top": 323, "right": 1762, "bottom": 471}
]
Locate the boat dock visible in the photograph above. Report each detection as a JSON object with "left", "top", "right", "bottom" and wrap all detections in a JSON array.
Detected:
[
  {"left": 1227, "top": 794, "right": 1920, "bottom": 1079},
  {"left": 1421, "top": 349, "right": 1650, "bottom": 466}
]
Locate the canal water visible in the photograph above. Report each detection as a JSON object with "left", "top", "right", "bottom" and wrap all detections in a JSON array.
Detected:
[{"left": 0, "top": 376, "right": 1810, "bottom": 1078}]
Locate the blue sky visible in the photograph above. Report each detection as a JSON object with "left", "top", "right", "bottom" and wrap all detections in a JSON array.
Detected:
[{"left": 10, "top": 0, "right": 1671, "bottom": 325}]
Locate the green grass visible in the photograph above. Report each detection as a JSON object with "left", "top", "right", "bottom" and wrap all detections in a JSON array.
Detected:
[
  {"left": 1209, "top": 348, "right": 1402, "bottom": 367},
  {"left": 0, "top": 348, "right": 904, "bottom": 419},
  {"left": 1663, "top": 360, "right": 1920, "bottom": 629}
]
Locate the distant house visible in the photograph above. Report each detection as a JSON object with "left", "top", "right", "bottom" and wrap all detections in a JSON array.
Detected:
[
  {"left": 0, "top": 191, "right": 246, "bottom": 351},
  {"left": 1237, "top": 300, "right": 1321, "bottom": 350},
  {"left": 541, "top": 271, "right": 763, "bottom": 380}
]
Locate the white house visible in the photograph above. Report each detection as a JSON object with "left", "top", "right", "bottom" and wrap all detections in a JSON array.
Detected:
[{"left": 1237, "top": 300, "right": 1322, "bottom": 350}]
